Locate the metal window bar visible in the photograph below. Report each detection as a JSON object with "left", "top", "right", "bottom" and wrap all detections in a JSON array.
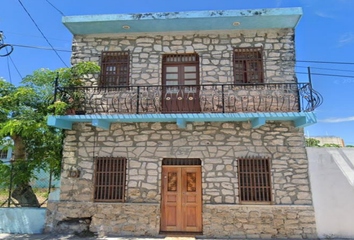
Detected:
[
  {"left": 162, "top": 158, "right": 201, "bottom": 166},
  {"left": 100, "top": 51, "right": 130, "bottom": 87},
  {"left": 238, "top": 157, "right": 272, "bottom": 203},
  {"left": 94, "top": 157, "right": 127, "bottom": 202}
]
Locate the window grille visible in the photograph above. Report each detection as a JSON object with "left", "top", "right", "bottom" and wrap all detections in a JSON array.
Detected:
[
  {"left": 0, "top": 150, "right": 8, "bottom": 159},
  {"left": 162, "top": 158, "right": 201, "bottom": 166},
  {"left": 100, "top": 51, "right": 130, "bottom": 86},
  {"left": 233, "top": 47, "right": 264, "bottom": 83},
  {"left": 94, "top": 157, "right": 127, "bottom": 202},
  {"left": 238, "top": 157, "right": 272, "bottom": 203},
  {"left": 162, "top": 53, "right": 199, "bottom": 64}
]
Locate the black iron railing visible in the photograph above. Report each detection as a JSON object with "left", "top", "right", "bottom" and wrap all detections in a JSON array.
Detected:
[{"left": 54, "top": 83, "right": 323, "bottom": 115}]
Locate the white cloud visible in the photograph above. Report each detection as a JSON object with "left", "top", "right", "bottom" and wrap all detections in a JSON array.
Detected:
[
  {"left": 314, "top": 11, "right": 335, "bottom": 19},
  {"left": 338, "top": 32, "right": 354, "bottom": 47},
  {"left": 319, "top": 116, "right": 354, "bottom": 123}
]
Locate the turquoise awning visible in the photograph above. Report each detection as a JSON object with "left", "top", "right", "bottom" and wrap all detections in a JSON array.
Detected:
[
  {"left": 47, "top": 112, "right": 316, "bottom": 130},
  {"left": 62, "top": 7, "right": 303, "bottom": 35}
]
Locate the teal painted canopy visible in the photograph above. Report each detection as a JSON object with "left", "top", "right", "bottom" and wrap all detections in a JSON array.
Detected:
[
  {"left": 63, "top": 7, "right": 303, "bottom": 35},
  {"left": 47, "top": 112, "right": 316, "bottom": 130}
]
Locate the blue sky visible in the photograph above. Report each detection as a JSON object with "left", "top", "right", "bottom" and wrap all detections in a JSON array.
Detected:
[{"left": 0, "top": 0, "right": 354, "bottom": 145}]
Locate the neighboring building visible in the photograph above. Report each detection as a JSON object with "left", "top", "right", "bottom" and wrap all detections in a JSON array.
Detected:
[
  {"left": 311, "top": 137, "right": 345, "bottom": 147},
  {"left": 0, "top": 146, "right": 12, "bottom": 163},
  {"left": 46, "top": 8, "right": 323, "bottom": 238}
]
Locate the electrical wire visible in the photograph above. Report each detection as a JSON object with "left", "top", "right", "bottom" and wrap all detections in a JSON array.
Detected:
[
  {"left": 6, "top": 55, "right": 12, "bottom": 84},
  {"left": 281, "top": 71, "right": 354, "bottom": 79},
  {"left": 8, "top": 56, "right": 23, "bottom": 79},
  {"left": 296, "top": 60, "right": 354, "bottom": 65},
  {"left": 5, "top": 31, "right": 70, "bottom": 42},
  {"left": 17, "top": 0, "right": 68, "bottom": 67},
  {"left": 45, "top": 0, "right": 65, "bottom": 16},
  {"left": 7, "top": 43, "right": 71, "bottom": 52},
  {"left": 296, "top": 66, "right": 354, "bottom": 73}
]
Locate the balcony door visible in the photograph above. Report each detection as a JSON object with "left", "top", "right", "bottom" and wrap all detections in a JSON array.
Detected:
[{"left": 162, "top": 54, "right": 201, "bottom": 113}]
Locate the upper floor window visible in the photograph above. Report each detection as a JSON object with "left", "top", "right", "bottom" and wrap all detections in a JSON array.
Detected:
[
  {"left": 238, "top": 157, "right": 272, "bottom": 203},
  {"left": 233, "top": 47, "right": 264, "bottom": 84},
  {"left": 94, "top": 157, "right": 127, "bottom": 202},
  {"left": 100, "top": 51, "right": 130, "bottom": 86}
]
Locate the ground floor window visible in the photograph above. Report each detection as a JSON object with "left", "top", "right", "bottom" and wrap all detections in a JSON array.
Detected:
[
  {"left": 93, "top": 157, "right": 127, "bottom": 202},
  {"left": 237, "top": 157, "right": 272, "bottom": 203}
]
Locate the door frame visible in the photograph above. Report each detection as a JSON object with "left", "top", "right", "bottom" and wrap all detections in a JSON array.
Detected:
[{"left": 160, "top": 165, "right": 203, "bottom": 233}]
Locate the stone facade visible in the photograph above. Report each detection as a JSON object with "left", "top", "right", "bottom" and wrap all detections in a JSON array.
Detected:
[
  {"left": 203, "top": 205, "right": 317, "bottom": 239},
  {"left": 46, "top": 202, "right": 159, "bottom": 236},
  {"left": 46, "top": 121, "right": 316, "bottom": 237},
  {"left": 72, "top": 29, "right": 296, "bottom": 87},
  {"left": 46, "top": 27, "right": 318, "bottom": 238}
]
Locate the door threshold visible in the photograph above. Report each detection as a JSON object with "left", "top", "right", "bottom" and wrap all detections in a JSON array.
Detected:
[{"left": 159, "top": 231, "right": 203, "bottom": 237}]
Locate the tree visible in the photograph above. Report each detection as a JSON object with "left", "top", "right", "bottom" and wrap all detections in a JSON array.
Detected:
[
  {"left": 346, "top": 145, "right": 354, "bottom": 148},
  {"left": 0, "top": 62, "right": 100, "bottom": 207},
  {"left": 305, "top": 138, "right": 321, "bottom": 147},
  {"left": 321, "top": 143, "right": 341, "bottom": 148}
]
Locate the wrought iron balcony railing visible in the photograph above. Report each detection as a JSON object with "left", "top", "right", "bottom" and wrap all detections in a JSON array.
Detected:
[{"left": 54, "top": 83, "right": 323, "bottom": 115}]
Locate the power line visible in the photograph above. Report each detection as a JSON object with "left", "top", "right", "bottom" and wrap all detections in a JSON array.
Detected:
[
  {"left": 8, "top": 56, "right": 23, "bottom": 79},
  {"left": 17, "top": 0, "right": 68, "bottom": 67},
  {"left": 283, "top": 71, "right": 354, "bottom": 79},
  {"left": 45, "top": 0, "right": 65, "bottom": 16},
  {"left": 296, "top": 60, "right": 354, "bottom": 65},
  {"left": 296, "top": 66, "right": 354, "bottom": 73},
  {"left": 8, "top": 43, "right": 71, "bottom": 52},
  {"left": 6, "top": 55, "right": 12, "bottom": 84},
  {"left": 5, "top": 31, "right": 70, "bottom": 42}
]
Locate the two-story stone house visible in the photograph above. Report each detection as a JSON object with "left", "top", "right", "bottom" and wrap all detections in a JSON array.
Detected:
[{"left": 46, "top": 7, "right": 323, "bottom": 239}]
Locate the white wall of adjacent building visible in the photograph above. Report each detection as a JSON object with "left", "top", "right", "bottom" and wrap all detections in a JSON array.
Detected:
[{"left": 307, "top": 147, "right": 354, "bottom": 238}]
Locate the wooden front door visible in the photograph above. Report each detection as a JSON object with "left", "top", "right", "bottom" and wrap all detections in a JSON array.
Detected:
[
  {"left": 161, "top": 166, "right": 202, "bottom": 233},
  {"left": 162, "top": 54, "right": 201, "bottom": 113}
]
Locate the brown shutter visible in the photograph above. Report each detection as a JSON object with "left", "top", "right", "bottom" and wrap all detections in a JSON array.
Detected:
[
  {"left": 233, "top": 47, "right": 264, "bottom": 84},
  {"left": 100, "top": 51, "right": 130, "bottom": 86},
  {"left": 238, "top": 157, "right": 272, "bottom": 203},
  {"left": 94, "top": 157, "right": 127, "bottom": 202}
]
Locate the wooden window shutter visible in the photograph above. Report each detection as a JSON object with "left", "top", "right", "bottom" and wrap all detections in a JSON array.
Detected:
[
  {"left": 237, "top": 157, "right": 272, "bottom": 203},
  {"left": 100, "top": 51, "right": 130, "bottom": 86},
  {"left": 94, "top": 157, "right": 127, "bottom": 202},
  {"left": 233, "top": 47, "right": 264, "bottom": 84}
]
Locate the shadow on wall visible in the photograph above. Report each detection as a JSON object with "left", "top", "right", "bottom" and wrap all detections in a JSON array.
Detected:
[{"left": 307, "top": 147, "right": 354, "bottom": 239}]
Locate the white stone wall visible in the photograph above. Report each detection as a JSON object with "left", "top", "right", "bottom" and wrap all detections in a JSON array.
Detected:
[
  {"left": 60, "top": 121, "right": 311, "bottom": 205},
  {"left": 71, "top": 29, "right": 296, "bottom": 86}
]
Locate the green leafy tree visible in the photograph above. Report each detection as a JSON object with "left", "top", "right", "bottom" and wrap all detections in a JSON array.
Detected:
[
  {"left": 321, "top": 143, "right": 341, "bottom": 148},
  {"left": 305, "top": 138, "right": 321, "bottom": 147},
  {"left": 346, "top": 145, "right": 354, "bottom": 148},
  {"left": 0, "top": 62, "right": 100, "bottom": 207}
]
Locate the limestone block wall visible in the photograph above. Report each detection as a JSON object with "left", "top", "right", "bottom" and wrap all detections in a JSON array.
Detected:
[
  {"left": 203, "top": 205, "right": 317, "bottom": 239},
  {"left": 45, "top": 202, "right": 159, "bottom": 236},
  {"left": 60, "top": 121, "right": 312, "bottom": 205},
  {"left": 71, "top": 29, "right": 296, "bottom": 86}
]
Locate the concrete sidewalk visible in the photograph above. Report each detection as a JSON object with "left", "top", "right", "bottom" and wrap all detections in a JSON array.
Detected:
[{"left": 0, "top": 234, "right": 343, "bottom": 240}]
